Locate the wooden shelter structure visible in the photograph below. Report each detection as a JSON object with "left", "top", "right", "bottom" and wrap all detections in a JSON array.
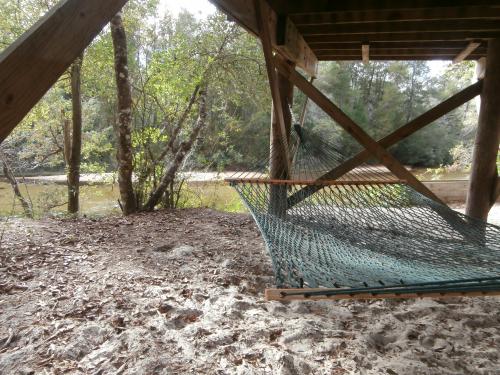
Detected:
[
  {"left": 210, "top": 0, "right": 500, "bottom": 221},
  {"left": 0, "top": 0, "right": 499, "bottom": 220}
]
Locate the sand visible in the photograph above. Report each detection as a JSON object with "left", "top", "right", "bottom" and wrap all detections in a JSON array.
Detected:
[{"left": 0, "top": 208, "right": 499, "bottom": 374}]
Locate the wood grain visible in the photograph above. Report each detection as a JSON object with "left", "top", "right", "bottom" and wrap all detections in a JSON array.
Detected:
[{"left": 0, "top": 0, "right": 128, "bottom": 143}]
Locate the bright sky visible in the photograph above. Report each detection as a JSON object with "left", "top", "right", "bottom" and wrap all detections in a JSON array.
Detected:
[
  {"left": 427, "top": 60, "right": 452, "bottom": 77},
  {"left": 159, "top": 0, "right": 216, "bottom": 18}
]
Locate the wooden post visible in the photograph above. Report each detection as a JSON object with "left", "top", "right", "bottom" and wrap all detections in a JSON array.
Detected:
[
  {"left": 253, "top": 0, "right": 294, "bottom": 215},
  {"left": 269, "top": 65, "right": 294, "bottom": 215},
  {"left": 466, "top": 39, "right": 500, "bottom": 221}
]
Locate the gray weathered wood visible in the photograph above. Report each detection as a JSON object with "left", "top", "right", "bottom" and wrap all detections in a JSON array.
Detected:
[{"left": 0, "top": 0, "right": 128, "bottom": 143}]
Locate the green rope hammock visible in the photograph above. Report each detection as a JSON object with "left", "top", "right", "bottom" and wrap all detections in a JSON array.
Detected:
[{"left": 227, "top": 126, "right": 500, "bottom": 298}]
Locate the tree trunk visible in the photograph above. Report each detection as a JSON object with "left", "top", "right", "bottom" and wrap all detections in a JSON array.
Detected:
[
  {"left": 143, "top": 89, "right": 207, "bottom": 211},
  {"left": 111, "top": 12, "right": 137, "bottom": 215},
  {"left": 67, "top": 55, "right": 83, "bottom": 214},
  {"left": 1, "top": 156, "right": 33, "bottom": 218},
  {"left": 466, "top": 39, "right": 500, "bottom": 221}
]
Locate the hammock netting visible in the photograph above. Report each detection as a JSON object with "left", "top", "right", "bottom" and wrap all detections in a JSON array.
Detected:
[{"left": 227, "top": 125, "right": 500, "bottom": 297}]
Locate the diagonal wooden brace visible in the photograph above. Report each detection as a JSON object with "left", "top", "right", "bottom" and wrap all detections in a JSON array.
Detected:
[
  {"left": 273, "top": 57, "right": 444, "bottom": 204},
  {"left": 288, "top": 80, "right": 483, "bottom": 208},
  {"left": 0, "top": 0, "right": 128, "bottom": 144}
]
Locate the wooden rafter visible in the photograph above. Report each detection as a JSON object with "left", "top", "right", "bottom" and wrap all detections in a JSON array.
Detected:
[
  {"left": 453, "top": 41, "right": 482, "bottom": 63},
  {"left": 266, "top": 1, "right": 500, "bottom": 15},
  {"left": 287, "top": 80, "right": 483, "bottom": 208},
  {"left": 305, "top": 31, "right": 500, "bottom": 44},
  {"left": 0, "top": 0, "right": 128, "bottom": 143},
  {"left": 311, "top": 41, "right": 487, "bottom": 51},
  {"left": 290, "top": 6, "right": 500, "bottom": 26},
  {"left": 273, "top": 57, "right": 444, "bottom": 204},
  {"left": 298, "top": 20, "right": 500, "bottom": 37}
]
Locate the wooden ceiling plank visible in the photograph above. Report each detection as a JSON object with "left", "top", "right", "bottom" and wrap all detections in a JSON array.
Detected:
[
  {"left": 266, "top": 0, "right": 500, "bottom": 15},
  {"left": 311, "top": 41, "right": 486, "bottom": 50},
  {"left": 314, "top": 47, "right": 487, "bottom": 58},
  {"left": 290, "top": 6, "right": 500, "bottom": 26},
  {"left": 0, "top": 0, "right": 128, "bottom": 143},
  {"left": 317, "top": 55, "right": 485, "bottom": 61},
  {"left": 298, "top": 20, "right": 500, "bottom": 36},
  {"left": 304, "top": 31, "right": 500, "bottom": 44}
]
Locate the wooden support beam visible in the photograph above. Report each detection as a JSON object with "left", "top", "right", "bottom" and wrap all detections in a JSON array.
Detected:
[
  {"left": 265, "top": 288, "right": 500, "bottom": 301},
  {"left": 0, "top": 0, "right": 128, "bottom": 143},
  {"left": 273, "top": 57, "right": 444, "bottom": 204},
  {"left": 254, "top": 0, "right": 291, "bottom": 177},
  {"left": 361, "top": 44, "right": 370, "bottom": 64},
  {"left": 315, "top": 46, "right": 487, "bottom": 59},
  {"left": 290, "top": 6, "right": 500, "bottom": 26},
  {"left": 453, "top": 41, "right": 482, "bottom": 63},
  {"left": 305, "top": 31, "right": 500, "bottom": 44},
  {"left": 266, "top": 1, "right": 500, "bottom": 15},
  {"left": 276, "top": 16, "right": 318, "bottom": 77},
  {"left": 287, "top": 80, "right": 483, "bottom": 208},
  {"left": 299, "top": 20, "right": 500, "bottom": 37},
  {"left": 466, "top": 39, "right": 500, "bottom": 220},
  {"left": 311, "top": 41, "right": 487, "bottom": 51},
  {"left": 209, "top": 0, "right": 317, "bottom": 77}
]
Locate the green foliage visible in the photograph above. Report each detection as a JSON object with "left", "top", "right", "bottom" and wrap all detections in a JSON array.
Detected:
[{"left": 0, "top": 0, "right": 481, "bottom": 215}]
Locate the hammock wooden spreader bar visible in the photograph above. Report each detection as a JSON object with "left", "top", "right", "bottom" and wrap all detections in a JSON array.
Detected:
[
  {"left": 225, "top": 178, "right": 406, "bottom": 186},
  {"left": 265, "top": 288, "right": 500, "bottom": 301},
  {"left": 266, "top": 277, "right": 500, "bottom": 301}
]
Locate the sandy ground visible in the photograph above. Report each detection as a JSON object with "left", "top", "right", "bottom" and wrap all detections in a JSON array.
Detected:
[{"left": 1, "top": 208, "right": 500, "bottom": 375}]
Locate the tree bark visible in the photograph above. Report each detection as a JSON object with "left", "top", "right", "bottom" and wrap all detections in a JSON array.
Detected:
[
  {"left": 111, "top": 12, "right": 137, "bottom": 215},
  {"left": 143, "top": 89, "right": 207, "bottom": 211},
  {"left": 1, "top": 156, "right": 33, "bottom": 218},
  {"left": 466, "top": 39, "right": 500, "bottom": 221},
  {"left": 67, "top": 55, "right": 83, "bottom": 214}
]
